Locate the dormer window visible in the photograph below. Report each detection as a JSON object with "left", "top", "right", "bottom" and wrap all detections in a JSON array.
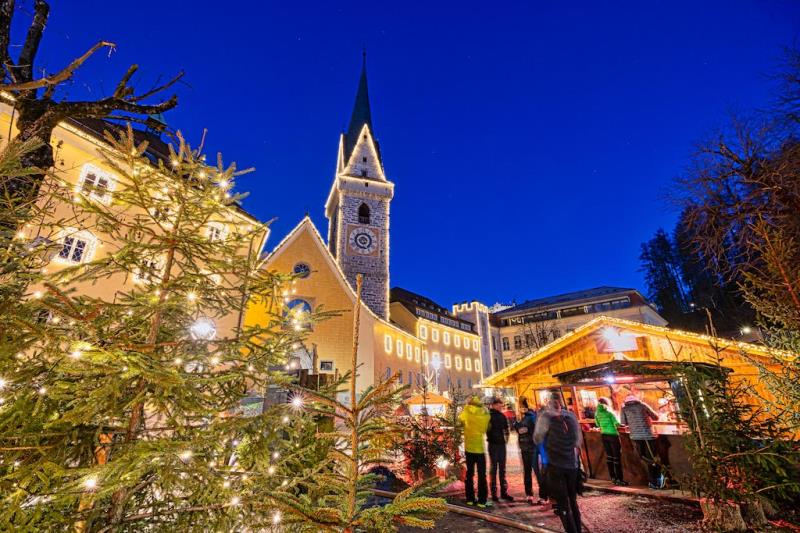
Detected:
[
  {"left": 77, "top": 164, "right": 116, "bottom": 204},
  {"left": 358, "top": 203, "right": 370, "bottom": 224},
  {"left": 361, "top": 169, "right": 368, "bottom": 177}
]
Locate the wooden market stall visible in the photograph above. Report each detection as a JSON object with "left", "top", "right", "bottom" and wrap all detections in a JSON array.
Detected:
[{"left": 482, "top": 316, "right": 792, "bottom": 488}]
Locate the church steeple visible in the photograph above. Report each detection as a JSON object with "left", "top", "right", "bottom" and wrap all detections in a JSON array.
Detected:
[{"left": 342, "top": 51, "right": 383, "bottom": 170}]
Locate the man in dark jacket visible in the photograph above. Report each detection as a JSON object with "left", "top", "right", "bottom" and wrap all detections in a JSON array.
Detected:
[
  {"left": 514, "top": 398, "right": 545, "bottom": 505},
  {"left": 487, "top": 397, "right": 514, "bottom": 502},
  {"left": 534, "top": 396, "right": 583, "bottom": 533}
]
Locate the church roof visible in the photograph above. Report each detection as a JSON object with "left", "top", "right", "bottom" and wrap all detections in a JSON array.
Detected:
[{"left": 343, "top": 52, "right": 382, "bottom": 167}]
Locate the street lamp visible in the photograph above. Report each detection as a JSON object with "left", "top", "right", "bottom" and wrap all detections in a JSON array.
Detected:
[{"left": 428, "top": 355, "right": 442, "bottom": 392}]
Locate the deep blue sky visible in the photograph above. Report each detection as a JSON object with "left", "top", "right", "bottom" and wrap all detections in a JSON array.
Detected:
[{"left": 31, "top": 1, "right": 800, "bottom": 307}]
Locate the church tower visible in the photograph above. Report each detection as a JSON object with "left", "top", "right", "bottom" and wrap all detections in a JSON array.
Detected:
[{"left": 325, "top": 53, "right": 394, "bottom": 319}]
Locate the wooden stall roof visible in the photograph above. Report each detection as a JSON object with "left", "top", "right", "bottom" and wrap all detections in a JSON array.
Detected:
[
  {"left": 552, "top": 360, "right": 730, "bottom": 386},
  {"left": 482, "top": 316, "right": 794, "bottom": 389}
]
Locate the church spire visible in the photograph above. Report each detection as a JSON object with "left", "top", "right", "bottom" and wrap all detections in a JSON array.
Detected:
[{"left": 343, "top": 50, "right": 381, "bottom": 167}]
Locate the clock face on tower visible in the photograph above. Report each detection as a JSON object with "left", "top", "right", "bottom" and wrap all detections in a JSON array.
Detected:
[{"left": 347, "top": 226, "right": 379, "bottom": 256}]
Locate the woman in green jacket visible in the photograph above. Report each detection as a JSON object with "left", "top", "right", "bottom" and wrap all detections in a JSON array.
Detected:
[{"left": 595, "top": 397, "right": 628, "bottom": 485}]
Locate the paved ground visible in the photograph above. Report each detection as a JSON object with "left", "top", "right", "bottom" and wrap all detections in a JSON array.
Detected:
[{"left": 405, "top": 437, "right": 705, "bottom": 533}]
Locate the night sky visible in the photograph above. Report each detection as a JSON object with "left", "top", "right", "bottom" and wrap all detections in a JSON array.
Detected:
[{"left": 30, "top": 1, "right": 800, "bottom": 308}]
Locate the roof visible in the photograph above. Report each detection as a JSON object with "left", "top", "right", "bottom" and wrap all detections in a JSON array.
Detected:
[
  {"left": 552, "top": 360, "right": 730, "bottom": 386},
  {"left": 391, "top": 287, "right": 476, "bottom": 333},
  {"left": 343, "top": 52, "right": 382, "bottom": 167},
  {"left": 482, "top": 315, "right": 794, "bottom": 388},
  {"left": 261, "top": 217, "right": 423, "bottom": 342},
  {"left": 493, "top": 286, "right": 640, "bottom": 317},
  {"left": 404, "top": 391, "right": 451, "bottom": 405}
]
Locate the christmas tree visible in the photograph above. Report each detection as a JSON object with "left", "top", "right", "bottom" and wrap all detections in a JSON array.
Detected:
[{"left": 0, "top": 126, "right": 331, "bottom": 531}]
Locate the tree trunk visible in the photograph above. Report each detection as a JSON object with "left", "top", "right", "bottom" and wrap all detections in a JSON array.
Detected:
[
  {"left": 700, "top": 498, "right": 747, "bottom": 532},
  {"left": 740, "top": 499, "right": 768, "bottom": 529}
]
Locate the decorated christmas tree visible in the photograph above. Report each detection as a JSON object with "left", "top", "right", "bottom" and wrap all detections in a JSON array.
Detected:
[{"left": 0, "top": 126, "right": 332, "bottom": 531}]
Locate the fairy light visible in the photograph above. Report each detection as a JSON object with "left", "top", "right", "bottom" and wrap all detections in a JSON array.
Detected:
[
  {"left": 174, "top": 357, "right": 183, "bottom": 365},
  {"left": 0, "top": 378, "right": 6, "bottom": 389},
  {"left": 187, "top": 292, "right": 197, "bottom": 302},
  {"left": 230, "top": 496, "right": 240, "bottom": 506},
  {"left": 170, "top": 157, "right": 179, "bottom": 167},
  {"left": 32, "top": 291, "right": 42, "bottom": 299},
  {"left": 179, "top": 450, "right": 193, "bottom": 462},
  {"left": 282, "top": 416, "right": 289, "bottom": 423},
  {"left": 218, "top": 179, "right": 230, "bottom": 189},
  {"left": 272, "top": 451, "right": 280, "bottom": 460},
  {"left": 281, "top": 480, "right": 288, "bottom": 487},
  {"left": 267, "top": 466, "right": 276, "bottom": 475},
  {"left": 241, "top": 474, "right": 249, "bottom": 481},
  {"left": 15, "top": 231, "right": 25, "bottom": 240},
  {"left": 222, "top": 480, "right": 231, "bottom": 489},
  {"left": 37, "top": 386, "right": 46, "bottom": 395},
  {"left": 210, "top": 356, "right": 221, "bottom": 366},
  {"left": 272, "top": 511, "right": 282, "bottom": 524},
  {"left": 290, "top": 395, "right": 304, "bottom": 411},
  {"left": 83, "top": 477, "right": 97, "bottom": 490},
  {"left": 247, "top": 364, "right": 254, "bottom": 371},
  {"left": 70, "top": 349, "right": 82, "bottom": 360}
]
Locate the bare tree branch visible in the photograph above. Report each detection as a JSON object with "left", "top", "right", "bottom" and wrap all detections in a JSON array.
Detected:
[
  {"left": 0, "top": 0, "right": 14, "bottom": 81},
  {"left": 0, "top": 40, "right": 115, "bottom": 92},
  {"left": 14, "top": 0, "right": 49, "bottom": 83}
]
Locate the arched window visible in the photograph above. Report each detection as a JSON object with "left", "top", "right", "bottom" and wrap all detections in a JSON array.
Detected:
[
  {"left": 285, "top": 299, "right": 312, "bottom": 330},
  {"left": 358, "top": 203, "right": 370, "bottom": 224}
]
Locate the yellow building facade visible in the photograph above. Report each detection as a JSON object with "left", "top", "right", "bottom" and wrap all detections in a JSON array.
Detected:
[{"left": 1, "top": 98, "right": 266, "bottom": 339}]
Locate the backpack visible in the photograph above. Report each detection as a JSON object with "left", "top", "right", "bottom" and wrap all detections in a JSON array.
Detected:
[{"left": 544, "top": 413, "right": 578, "bottom": 468}]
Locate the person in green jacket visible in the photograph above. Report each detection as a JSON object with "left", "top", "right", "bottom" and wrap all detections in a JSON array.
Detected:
[
  {"left": 595, "top": 397, "right": 628, "bottom": 485},
  {"left": 459, "top": 395, "right": 491, "bottom": 507}
]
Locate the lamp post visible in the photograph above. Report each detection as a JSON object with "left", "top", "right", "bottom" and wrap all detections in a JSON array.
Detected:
[{"left": 428, "top": 355, "right": 442, "bottom": 393}]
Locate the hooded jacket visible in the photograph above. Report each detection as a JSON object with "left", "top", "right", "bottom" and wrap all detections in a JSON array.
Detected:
[
  {"left": 514, "top": 410, "right": 537, "bottom": 452},
  {"left": 459, "top": 400, "right": 490, "bottom": 454},
  {"left": 487, "top": 407, "right": 510, "bottom": 445},
  {"left": 620, "top": 397, "right": 658, "bottom": 440},
  {"left": 594, "top": 403, "right": 620, "bottom": 436}
]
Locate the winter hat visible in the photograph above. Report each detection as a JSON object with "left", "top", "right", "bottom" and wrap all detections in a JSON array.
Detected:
[{"left": 469, "top": 395, "right": 483, "bottom": 407}]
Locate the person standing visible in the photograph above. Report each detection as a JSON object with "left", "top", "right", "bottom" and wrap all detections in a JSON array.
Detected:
[
  {"left": 595, "top": 397, "right": 628, "bottom": 486},
  {"left": 487, "top": 397, "right": 514, "bottom": 502},
  {"left": 534, "top": 396, "right": 583, "bottom": 533},
  {"left": 459, "top": 395, "right": 491, "bottom": 508},
  {"left": 620, "top": 394, "right": 661, "bottom": 489},
  {"left": 515, "top": 398, "right": 546, "bottom": 505}
]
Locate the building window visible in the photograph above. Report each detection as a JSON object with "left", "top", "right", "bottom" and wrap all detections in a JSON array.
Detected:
[
  {"left": 396, "top": 340, "right": 403, "bottom": 358},
  {"left": 443, "top": 331, "right": 450, "bottom": 345},
  {"left": 457, "top": 378, "right": 462, "bottom": 389},
  {"left": 285, "top": 299, "right": 312, "bottom": 330},
  {"left": 133, "top": 256, "right": 163, "bottom": 285},
  {"left": 464, "top": 357, "right": 471, "bottom": 371},
  {"left": 494, "top": 357, "right": 499, "bottom": 371},
  {"left": 454, "top": 335, "right": 461, "bottom": 348},
  {"left": 444, "top": 353, "right": 452, "bottom": 369},
  {"left": 415, "top": 346, "right": 421, "bottom": 362},
  {"left": 514, "top": 336, "right": 522, "bottom": 350},
  {"left": 206, "top": 222, "right": 227, "bottom": 242},
  {"left": 408, "top": 371, "right": 413, "bottom": 386},
  {"left": 473, "top": 339, "right": 479, "bottom": 351},
  {"left": 406, "top": 343, "right": 413, "bottom": 361},
  {"left": 447, "top": 376, "right": 452, "bottom": 388},
  {"left": 56, "top": 229, "right": 97, "bottom": 264},
  {"left": 293, "top": 262, "right": 311, "bottom": 278},
  {"left": 502, "top": 337, "right": 509, "bottom": 351},
  {"left": 492, "top": 337, "right": 497, "bottom": 350},
  {"left": 468, "top": 378, "right": 473, "bottom": 389},
  {"left": 358, "top": 203, "right": 370, "bottom": 224},
  {"left": 78, "top": 164, "right": 115, "bottom": 204},
  {"left": 422, "top": 350, "right": 429, "bottom": 365},
  {"left": 419, "top": 324, "right": 428, "bottom": 339},
  {"left": 431, "top": 329, "right": 439, "bottom": 342},
  {"left": 320, "top": 361, "right": 334, "bottom": 372},
  {"left": 474, "top": 359, "right": 481, "bottom": 373},
  {"left": 362, "top": 156, "right": 367, "bottom": 162},
  {"left": 398, "top": 372, "right": 403, "bottom": 384},
  {"left": 455, "top": 356, "right": 462, "bottom": 370},
  {"left": 384, "top": 334, "right": 392, "bottom": 354},
  {"left": 385, "top": 367, "right": 392, "bottom": 380}
]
